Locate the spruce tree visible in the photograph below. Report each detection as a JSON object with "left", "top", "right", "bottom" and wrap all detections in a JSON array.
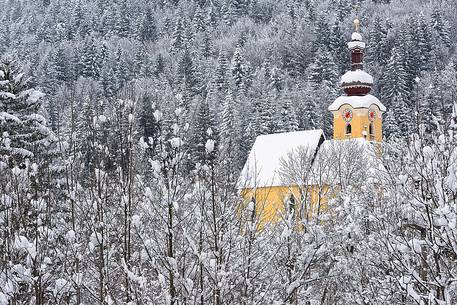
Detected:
[
  {"left": 329, "top": 21, "right": 348, "bottom": 74},
  {"left": 431, "top": 8, "right": 451, "bottom": 47},
  {"left": 138, "top": 95, "right": 159, "bottom": 155},
  {"left": 171, "top": 16, "right": 185, "bottom": 54},
  {"left": 177, "top": 48, "right": 201, "bottom": 105},
  {"left": 381, "top": 47, "right": 409, "bottom": 108},
  {"left": 190, "top": 97, "right": 217, "bottom": 165},
  {"left": 81, "top": 35, "right": 101, "bottom": 79},
  {"left": 139, "top": 8, "right": 158, "bottom": 42},
  {"left": 309, "top": 49, "right": 339, "bottom": 94},
  {"left": 367, "top": 17, "right": 389, "bottom": 66},
  {"left": 214, "top": 50, "right": 229, "bottom": 92},
  {"left": 277, "top": 91, "right": 299, "bottom": 133},
  {"left": 231, "top": 47, "right": 245, "bottom": 92},
  {"left": 220, "top": 89, "right": 238, "bottom": 163},
  {"left": 383, "top": 109, "right": 401, "bottom": 140},
  {"left": 0, "top": 57, "right": 53, "bottom": 166}
]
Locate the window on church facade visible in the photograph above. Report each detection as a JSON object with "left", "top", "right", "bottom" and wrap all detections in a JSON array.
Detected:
[
  {"left": 346, "top": 124, "right": 352, "bottom": 135},
  {"left": 369, "top": 123, "right": 374, "bottom": 140}
]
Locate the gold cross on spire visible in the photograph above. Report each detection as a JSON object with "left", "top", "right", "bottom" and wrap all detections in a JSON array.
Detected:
[
  {"left": 353, "top": 18, "right": 361, "bottom": 32},
  {"left": 352, "top": 3, "right": 361, "bottom": 32}
]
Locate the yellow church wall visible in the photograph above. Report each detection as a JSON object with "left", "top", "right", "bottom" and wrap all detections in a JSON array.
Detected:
[
  {"left": 332, "top": 104, "right": 383, "bottom": 142},
  {"left": 240, "top": 184, "right": 331, "bottom": 225}
]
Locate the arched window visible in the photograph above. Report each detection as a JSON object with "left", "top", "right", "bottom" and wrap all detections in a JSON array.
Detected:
[
  {"left": 369, "top": 123, "right": 374, "bottom": 135},
  {"left": 346, "top": 124, "right": 352, "bottom": 135}
]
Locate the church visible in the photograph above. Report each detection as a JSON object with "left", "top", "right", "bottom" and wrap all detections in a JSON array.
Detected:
[{"left": 239, "top": 20, "right": 386, "bottom": 224}]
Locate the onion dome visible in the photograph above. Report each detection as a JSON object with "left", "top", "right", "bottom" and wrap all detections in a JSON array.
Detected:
[
  {"left": 341, "top": 70, "right": 373, "bottom": 95},
  {"left": 340, "top": 18, "right": 373, "bottom": 96}
]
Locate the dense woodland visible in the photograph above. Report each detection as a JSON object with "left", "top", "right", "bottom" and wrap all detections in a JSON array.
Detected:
[{"left": 0, "top": 0, "right": 457, "bottom": 304}]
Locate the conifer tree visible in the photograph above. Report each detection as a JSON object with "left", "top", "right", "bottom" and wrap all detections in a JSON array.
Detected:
[
  {"left": 81, "top": 35, "right": 101, "bottom": 79},
  {"left": 367, "top": 17, "right": 389, "bottom": 66},
  {"left": 278, "top": 91, "right": 299, "bottom": 133},
  {"left": 138, "top": 94, "right": 159, "bottom": 155},
  {"left": 139, "top": 8, "right": 158, "bottom": 42},
  {"left": 177, "top": 48, "right": 201, "bottom": 105},
  {"left": 0, "top": 57, "right": 53, "bottom": 166},
  {"left": 219, "top": 89, "right": 239, "bottom": 169},
  {"left": 329, "top": 21, "right": 348, "bottom": 74},
  {"left": 231, "top": 47, "right": 245, "bottom": 92},
  {"left": 383, "top": 109, "right": 400, "bottom": 140},
  {"left": 431, "top": 8, "right": 451, "bottom": 47},
  {"left": 214, "top": 50, "right": 229, "bottom": 92},
  {"left": 190, "top": 97, "right": 217, "bottom": 165},
  {"left": 116, "top": 2, "right": 131, "bottom": 38},
  {"left": 309, "top": 49, "right": 339, "bottom": 94},
  {"left": 417, "top": 12, "right": 433, "bottom": 70},
  {"left": 381, "top": 47, "right": 409, "bottom": 108},
  {"left": 171, "top": 16, "right": 185, "bottom": 54}
]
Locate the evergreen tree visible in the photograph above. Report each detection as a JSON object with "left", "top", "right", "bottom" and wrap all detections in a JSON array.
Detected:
[
  {"left": 52, "top": 45, "right": 68, "bottom": 86},
  {"left": 199, "top": 30, "right": 213, "bottom": 59},
  {"left": 417, "top": 12, "right": 433, "bottom": 70},
  {"left": 193, "top": 6, "right": 206, "bottom": 33},
  {"left": 116, "top": 2, "right": 131, "bottom": 37},
  {"left": 381, "top": 47, "right": 409, "bottom": 108},
  {"left": 312, "top": 16, "right": 330, "bottom": 51},
  {"left": 81, "top": 35, "right": 101, "bottom": 79},
  {"left": 190, "top": 97, "right": 217, "bottom": 165},
  {"left": 219, "top": 89, "right": 239, "bottom": 165},
  {"left": 383, "top": 109, "right": 400, "bottom": 140},
  {"left": 329, "top": 21, "right": 348, "bottom": 74},
  {"left": 309, "top": 49, "right": 339, "bottom": 93},
  {"left": 230, "top": 0, "right": 248, "bottom": 19},
  {"left": 138, "top": 95, "right": 159, "bottom": 155},
  {"left": 171, "top": 16, "right": 185, "bottom": 53},
  {"left": 393, "top": 95, "right": 412, "bottom": 136},
  {"left": 139, "top": 8, "right": 158, "bottom": 42},
  {"left": 276, "top": 90, "right": 299, "bottom": 133},
  {"left": 154, "top": 53, "right": 165, "bottom": 76},
  {"left": 231, "top": 47, "right": 245, "bottom": 92},
  {"left": 367, "top": 17, "right": 389, "bottom": 66},
  {"left": 431, "top": 8, "right": 451, "bottom": 47},
  {"left": 177, "top": 48, "right": 201, "bottom": 105},
  {"left": 0, "top": 57, "right": 53, "bottom": 166},
  {"left": 214, "top": 50, "right": 229, "bottom": 92}
]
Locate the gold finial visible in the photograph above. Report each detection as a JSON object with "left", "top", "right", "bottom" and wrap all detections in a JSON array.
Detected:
[
  {"left": 353, "top": 18, "right": 361, "bottom": 32},
  {"left": 352, "top": 3, "right": 361, "bottom": 32}
]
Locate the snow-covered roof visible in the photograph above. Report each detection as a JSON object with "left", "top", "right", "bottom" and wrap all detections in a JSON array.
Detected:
[
  {"left": 351, "top": 32, "right": 363, "bottom": 41},
  {"left": 328, "top": 94, "right": 387, "bottom": 112},
  {"left": 348, "top": 41, "right": 366, "bottom": 49},
  {"left": 239, "top": 130, "right": 325, "bottom": 188},
  {"left": 341, "top": 70, "right": 373, "bottom": 86}
]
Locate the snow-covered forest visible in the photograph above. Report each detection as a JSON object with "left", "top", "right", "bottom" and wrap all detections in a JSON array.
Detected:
[{"left": 0, "top": 0, "right": 457, "bottom": 304}]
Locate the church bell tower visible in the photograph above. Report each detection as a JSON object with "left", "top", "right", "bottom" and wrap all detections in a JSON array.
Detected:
[{"left": 328, "top": 18, "right": 386, "bottom": 142}]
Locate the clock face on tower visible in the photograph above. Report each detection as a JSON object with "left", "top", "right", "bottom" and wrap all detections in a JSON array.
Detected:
[
  {"left": 368, "top": 108, "right": 376, "bottom": 122},
  {"left": 343, "top": 108, "right": 353, "bottom": 122}
]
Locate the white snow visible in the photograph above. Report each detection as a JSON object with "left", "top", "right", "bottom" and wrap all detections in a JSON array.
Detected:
[
  {"left": 348, "top": 41, "right": 366, "bottom": 49},
  {"left": 170, "top": 137, "right": 183, "bottom": 148},
  {"left": 205, "top": 139, "right": 215, "bottom": 153},
  {"left": 328, "top": 94, "right": 387, "bottom": 112},
  {"left": 0, "top": 292, "right": 7, "bottom": 305},
  {"left": 25, "top": 89, "right": 45, "bottom": 104},
  {"left": 153, "top": 110, "right": 162, "bottom": 122},
  {"left": 239, "top": 129, "right": 324, "bottom": 188},
  {"left": 351, "top": 32, "right": 363, "bottom": 41},
  {"left": 0, "top": 112, "right": 21, "bottom": 124},
  {"left": 65, "top": 230, "right": 76, "bottom": 242},
  {"left": 341, "top": 70, "right": 373, "bottom": 86}
]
